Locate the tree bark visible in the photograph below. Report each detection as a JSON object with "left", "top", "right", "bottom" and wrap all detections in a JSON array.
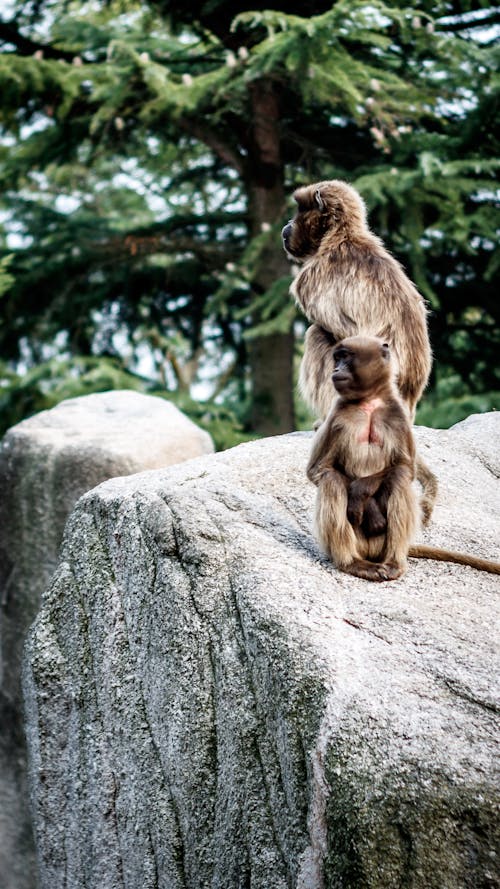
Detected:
[{"left": 246, "top": 79, "right": 295, "bottom": 436}]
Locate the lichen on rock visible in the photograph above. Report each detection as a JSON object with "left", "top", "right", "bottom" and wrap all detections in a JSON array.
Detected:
[{"left": 0, "top": 390, "right": 214, "bottom": 889}]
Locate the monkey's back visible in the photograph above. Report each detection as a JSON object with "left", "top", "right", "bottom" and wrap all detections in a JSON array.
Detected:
[{"left": 293, "top": 236, "right": 431, "bottom": 418}]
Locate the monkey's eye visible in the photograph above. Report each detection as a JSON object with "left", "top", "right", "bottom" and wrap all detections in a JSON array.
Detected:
[{"left": 334, "top": 349, "right": 348, "bottom": 364}]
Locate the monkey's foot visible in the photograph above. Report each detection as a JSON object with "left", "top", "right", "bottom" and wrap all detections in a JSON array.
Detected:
[
  {"left": 343, "top": 559, "right": 403, "bottom": 582},
  {"left": 378, "top": 560, "right": 405, "bottom": 580}
]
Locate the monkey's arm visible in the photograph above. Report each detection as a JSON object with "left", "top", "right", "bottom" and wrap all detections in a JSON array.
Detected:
[
  {"left": 299, "top": 325, "right": 340, "bottom": 420},
  {"left": 306, "top": 416, "right": 346, "bottom": 486}
]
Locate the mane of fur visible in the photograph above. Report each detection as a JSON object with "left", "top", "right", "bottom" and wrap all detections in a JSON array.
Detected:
[{"left": 294, "top": 179, "right": 368, "bottom": 242}]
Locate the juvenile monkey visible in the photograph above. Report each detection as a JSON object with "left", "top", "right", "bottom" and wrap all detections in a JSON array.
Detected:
[
  {"left": 283, "top": 179, "right": 437, "bottom": 523},
  {"left": 307, "top": 336, "right": 500, "bottom": 581}
]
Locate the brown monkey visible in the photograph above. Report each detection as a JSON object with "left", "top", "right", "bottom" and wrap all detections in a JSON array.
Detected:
[
  {"left": 307, "top": 336, "right": 500, "bottom": 581},
  {"left": 282, "top": 178, "right": 437, "bottom": 524}
]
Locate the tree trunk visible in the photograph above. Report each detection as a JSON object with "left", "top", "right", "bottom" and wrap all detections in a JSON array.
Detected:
[
  {"left": 247, "top": 328, "right": 295, "bottom": 436},
  {"left": 246, "top": 79, "right": 295, "bottom": 436}
]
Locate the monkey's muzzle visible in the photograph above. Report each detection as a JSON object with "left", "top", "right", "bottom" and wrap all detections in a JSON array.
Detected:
[
  {"left": 282, "top": 221, "right": 293, "bottom": 248},
  {"left": 332, "top": 372, "right": 351, "bottom": 393}
]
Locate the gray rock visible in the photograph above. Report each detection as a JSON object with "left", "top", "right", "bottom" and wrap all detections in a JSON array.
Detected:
[
  {"left": 24, "top": 415, "right": 500, "bottom": 889},
  {"left": 0, "top": 390, "right": 214, "bottom": 889}
]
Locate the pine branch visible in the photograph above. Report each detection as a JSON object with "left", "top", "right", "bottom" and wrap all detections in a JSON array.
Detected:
[
  {"left": 436, "top": 9, "right": 500, "bottom": 33},
  {"left": 94, "top": 233, "right": 241, "bottom": 268},
  {"left": 0, "top": 18, "right": 75, "bottom": 62},
  {"left": 178, "top": 117, "right": 245, "bottom": 174},
  {"left": 212, "top": 357, "right": 238, "bottom": 397}
]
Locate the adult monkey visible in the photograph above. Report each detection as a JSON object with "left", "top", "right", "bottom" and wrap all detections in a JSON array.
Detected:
[
  {"left": 307, "top": 335, "right": 500, "bottom": 580},
  {"left": 282, "top": 179, "right": 437, "bottom": 523}
]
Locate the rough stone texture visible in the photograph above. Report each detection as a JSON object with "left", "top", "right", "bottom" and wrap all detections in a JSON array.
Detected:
[
  {"left": 0, "top": 390, "right": 214, "bottom": 889},
  {"left": 24, "top": 414, "right": 500, "bottom": 889}
]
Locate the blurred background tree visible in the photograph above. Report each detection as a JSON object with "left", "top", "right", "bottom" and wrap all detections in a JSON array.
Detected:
[{"left": 0, "top": 0, "right": 498, "bottom": 447}]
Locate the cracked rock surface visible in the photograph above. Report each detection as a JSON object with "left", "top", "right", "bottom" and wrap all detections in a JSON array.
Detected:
[
  {"left": 24, "top": 414, "right": 500, "bottom": 889},
  {"left": 0, "top": 390, "right": 214, "bottom": 889}
]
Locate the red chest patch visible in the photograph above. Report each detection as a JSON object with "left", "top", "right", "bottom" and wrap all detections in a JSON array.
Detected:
[{"left": 357, "top": 398, "right": 383, "bottom": 446}]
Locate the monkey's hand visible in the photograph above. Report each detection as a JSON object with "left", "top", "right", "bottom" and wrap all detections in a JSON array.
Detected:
[
  {"left": 346, "top": 488, "right": 365, "bottom": 528},
  {"left": 307, "top": 464, "right": 326, "bottom": 486},
  {"left": 347, "top": 477, "right": 377, "bottom": 527},
  {"left": 319, "top": 467, "right": 344, "bottom": 485},
  {"left": 362, "top": 498, "right": 387, "bottom": 537},
  {"left": 307, "top": 464, "right": 336, "bottom": 486}
]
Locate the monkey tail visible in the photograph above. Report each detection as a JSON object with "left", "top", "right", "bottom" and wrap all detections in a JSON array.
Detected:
[{"left": 408, "top": 545, "right": 500, "bottom": 575}]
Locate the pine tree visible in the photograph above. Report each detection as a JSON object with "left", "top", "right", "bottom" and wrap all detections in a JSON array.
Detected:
[{"left": 0, "top": 1, "right": 498, "bottom": 439}]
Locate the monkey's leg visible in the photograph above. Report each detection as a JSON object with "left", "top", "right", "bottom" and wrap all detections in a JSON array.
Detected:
[
  {"left": 379, "top": 466, "right": 418, "bottom": 579},
  {"left": 401, "top": 398, "right": 437, "bottom": 526},
  {"left": 315, "top": 471, "right": 360, "bottom": 568},
  {"left": 415, "top": 454, "right": 438, "bottom": 526}
]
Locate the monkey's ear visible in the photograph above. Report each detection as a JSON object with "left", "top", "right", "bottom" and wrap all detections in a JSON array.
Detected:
[{"left": 315, "top": 189, "right": 325, "bottom": 211}]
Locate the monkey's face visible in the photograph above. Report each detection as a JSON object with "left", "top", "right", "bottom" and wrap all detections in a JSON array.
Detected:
[
  {"left": 281, "top": 203, "right": 329, "bottom": 260},
  {"left": 332, "top": 336, "right": 391, "bottom": 400},
  {"left": 282, "top": 186, "right": 331, "bottom": 260},
  {"left": 282, "top": 180, "right": 368, "bottom": 261}
]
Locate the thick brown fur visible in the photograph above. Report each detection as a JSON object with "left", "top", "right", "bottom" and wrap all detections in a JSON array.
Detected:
[
  {"left": 282, "top": 179, "right": 437, "bottom": 523},
  {"left": 307, "top": 336, "right": 500, "bottom": 580}
]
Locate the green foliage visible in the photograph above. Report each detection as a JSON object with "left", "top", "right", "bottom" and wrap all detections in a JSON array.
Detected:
[
  {"left": 0, "top": 353, "right": 253, "bottom": 449},
  {"left": 153, "top": 390, "right": 256, "bottom": 451},
  {"left": 0, "top": 255, "right": 14, "bottom": 295},
  {"left": 241, "top": 276, "right": 296, "bottom": 340},
  {"left": 233, "top": 2, "right": 449, "bottom": 118},
  {"left": 416, "top": 373, "right": 500, "bottom": 429},
  {"left": 0, "top": 0, "right": 498, "bottom": 442}
]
